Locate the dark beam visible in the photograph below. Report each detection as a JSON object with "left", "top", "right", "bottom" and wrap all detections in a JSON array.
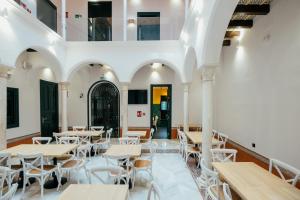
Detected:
[
  {"left": 228, "top": 20, "right": 253, "bottom": 29},
  {"left": 234, "top": 4, "right": 270, "bottom": 15},
  {"left": 223, "top": 40, "right": 231, "bottom": 47},
  {"left": 225, "top": 31, "right": 240, "bottom": 38}
]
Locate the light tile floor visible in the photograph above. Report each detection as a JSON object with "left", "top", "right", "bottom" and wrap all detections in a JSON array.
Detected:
[{"left": 13, "top": 152, "right": 202, "bottom": 200}]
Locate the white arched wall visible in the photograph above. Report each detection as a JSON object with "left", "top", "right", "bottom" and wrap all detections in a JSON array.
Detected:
[
  {"left": 6, "top": 50, "right": 60, "bottom": 139},
  {"left": 0, "top": 0, "right": 65, "bottom": 71},
  {"left": 67, "top": 63, "right": 121, "bottom": 127}
]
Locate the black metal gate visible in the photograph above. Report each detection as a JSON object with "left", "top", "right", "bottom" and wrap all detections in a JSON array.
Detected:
[{"left": 88, "top": 81, "right": 120, "bottom": 137}]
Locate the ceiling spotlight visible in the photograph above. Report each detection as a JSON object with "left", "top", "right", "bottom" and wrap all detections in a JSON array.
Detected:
[{"left": 152, "top": 63, "right": 162, "bottom": 70}]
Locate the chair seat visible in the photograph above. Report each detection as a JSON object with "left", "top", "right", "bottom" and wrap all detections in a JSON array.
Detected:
[
  {"left": 62, "top": 160, "right": 82, "bottom": 168},
  {"left": 211, "top": 185, "right": 225, "bottom": 200},
  {"left": 56, "top": 155, "right": 73, "bottom": 161},
  {"left": 28, "top": 165, "right": 56, "bottom": 174},
  {"left": 11, "top": 164, "right": 22, "bottom": 170},
  {"left": 134, "top": 159, "right": 151, "bottom": 168}
]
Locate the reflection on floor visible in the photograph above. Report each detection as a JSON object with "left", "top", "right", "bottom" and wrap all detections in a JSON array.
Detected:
[
  {"left": 13, "top": 152, "right": 202, "bottom": 200},
  {"left": 153, "top": 127, "right": 168, "bottom": 139}
]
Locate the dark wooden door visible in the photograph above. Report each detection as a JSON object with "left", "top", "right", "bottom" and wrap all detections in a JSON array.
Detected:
[{"left": 40, "top": 80, "right": 59, "bottom": 138}]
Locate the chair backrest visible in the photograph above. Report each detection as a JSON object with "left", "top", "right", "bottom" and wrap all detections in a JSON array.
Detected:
[
  {"left": 211, "top": 149, "right": 237, "bottom": 162},
  {"left": 106, "top": 128, "right": 113, "bottom": 142},
  {"left": 73, "top": 126, "right": 86, "bottom": 131},
  {"left": 77, "top": 144, "right": 91, "bottom": 160},
  {"left": 0, "top": 167, "right": 9, "bottom": 196},
  {"left": 269, "top": 159, "right": 300, "bottom": 186},
  {"left": 17, "top": 153, "right": 44, "bottom": 175},
  {"left": 90, "top": 126, "right": 104, "bottom": 131},
  {"left": 0, "top": 153, "right": 11, "bottom": 168},
  {"left": 200, "top": 159, "right": 218, "bottom": 187},
  {"left": 223, "top": 183, "right": 233, "bottom": 200},
  {"left": 53, "top": 132, "right": 61, "bottom": 144},
  {"left": 217, "top": 132, "right": 228, "bottom": 148},
  {"left": 105, "top": 154, "right": 131, "bottom": 172},
  {"left": 88, "top": 166, "right": 124, "bottom": 184},
  {"left": 212, "top": 129, "right": 218, "bottom": 138},
  {"left": 150, "top": 128, "right": 155, "bottom": 139},
  {"left": 32, "top": 137, "right": 52, "bottom": 144},
  {"left": 119, "top": 137, "right": 139, "bottom": 145},
  {"left": 147, "top": 182, "right": 162, "bottom": 200},
  {"left": 59, "top": 136, "right": 80, "bottom": 144},
  {"left": 0, "top": 183, "right": 18, "bottom": 200}
]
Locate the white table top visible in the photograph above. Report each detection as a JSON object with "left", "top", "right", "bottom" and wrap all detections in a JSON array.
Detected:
[
  {"left": 58, "top": 130, "right": 104, "bottom": 137},
  {"left": 58, "top": 184, "right": 129, "bottom": 200},
  {"left": 124, "top": 131, "right": 147, "bottom": 137},
  {"left": 104, "top": 145, "right": 142, "bottom": 157}
]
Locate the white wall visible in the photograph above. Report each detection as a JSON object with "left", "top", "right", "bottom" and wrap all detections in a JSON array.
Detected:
[
  {"left": 65, "top": 0, "right": 184, "bottom": 41},
  {"left": 214, "top": 0, "right": 300, "bottom": 168},
  {"left": 6, "top": 52, "right": 58, "bottom": 139},
  {"left": 67, "top": 64, "right": 202, "bottom": 129}
]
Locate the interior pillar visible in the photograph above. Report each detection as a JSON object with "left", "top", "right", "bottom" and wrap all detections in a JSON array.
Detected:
[
  {"left": 185, "top": 0, "right": 190, "bottom": 19},
  {"left": 183, "top": 83, "right": 190, "bottom": 133},
  {"left": 201, "top": 67, "right": 215, "bottom": 168},
  {"left": 123, "top": 0, "right": 127, "bottom": 41},
  {"left": 60, "top": 82, "right": 69, "bottom": 132},
  {"left": 61, "top": 0, "right": 66, "bottom": 40},
  {"left": 0, "top": 70, "right": 9, "bottom": 150},
  {"left": 121, "top": 84, "right": 128, "bottom": 136}
]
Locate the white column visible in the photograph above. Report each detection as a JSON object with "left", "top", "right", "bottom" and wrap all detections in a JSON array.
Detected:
[
  {"left": 185, "top": 0, "right": 189, "bottom": 20},
  {"left": 60, "top": 82, "right": 69, "bottom": 132},
  {"left": 123, "top": 0, "right": 127, "bottom": 41},
  {"left": 201, "top": 68, "right": 215, "bottom": 168},
  {"left": 61, "top": 0, "right": 67, "bottom": 40},
  {"left": 122, "top": 84, "right": 128, "bottom": 136},
  {"left": 183, "top": 83, "right": 189, "bottom": 132},
  {"left": 0, "top": 71, "right": 8, "bottom": 150}
]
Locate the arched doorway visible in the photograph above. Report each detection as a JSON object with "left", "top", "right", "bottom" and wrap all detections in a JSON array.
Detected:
[{"left": 88, "top": 80, "right": 120, "bottom": 137}]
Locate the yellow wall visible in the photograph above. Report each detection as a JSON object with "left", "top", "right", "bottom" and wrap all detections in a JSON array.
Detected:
[{"left": 153, "top": 87, "right": 168, "bottom": 104}]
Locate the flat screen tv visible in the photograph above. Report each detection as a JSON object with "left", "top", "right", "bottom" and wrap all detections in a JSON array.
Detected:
[{"left": 128, "top": 90, "right": 148, "bottom": 104}]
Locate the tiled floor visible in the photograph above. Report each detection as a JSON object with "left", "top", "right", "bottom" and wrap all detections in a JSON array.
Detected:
[{"left": 13, "top": 152, "right": 202, "bottom": 200}]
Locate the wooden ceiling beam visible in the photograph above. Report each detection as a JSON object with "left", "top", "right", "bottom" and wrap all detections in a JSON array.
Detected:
[
  {"left": 234, "top": 4, "right": 270, "bottom": 15},
  {"left": 223, "top": 40, "right": 231, "bottom": 47},
  {"left": 228, "top": 20, "right": 253, "bottom": 29},
  {"left": 225, "top": 31, "right": 240, "bottom": 38}
]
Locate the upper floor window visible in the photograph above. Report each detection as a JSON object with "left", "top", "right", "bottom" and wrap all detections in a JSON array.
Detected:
[
  {"left": 37, "top": 0, "right": 57, "bottom": 32},
  {"left": 88, "top": 1, "right": 112, "bottom": 41},
  {"left": 137, "top": 12, "right": 160, "bottom": 41}
]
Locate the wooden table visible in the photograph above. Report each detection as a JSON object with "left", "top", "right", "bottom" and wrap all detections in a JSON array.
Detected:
[
  {"left": 213, "top": 162, "right": 300, "bottom": 200},
  {"left": 58, "top": 131, "right": 104, "bottom": 137},
  {"left": 104, "top": 145, "right": 142, "bottom": 157},
  {"left": 185, "top": 132, "right": 220, "bottom": 145},
  {"left": 123, "top": 131, "right": 147, "bottom": 138},
  {"left": 0, "top": 144, "right": 78, "bottom": 157},
  {"left": 59, "top": 184, "right": 128, "bottom": 200}
]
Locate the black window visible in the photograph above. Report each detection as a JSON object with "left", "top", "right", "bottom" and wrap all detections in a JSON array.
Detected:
[
  {"left": 7, "top": 88, "right": 19, "bottom": 129},
  {"left": 37, "top": 0, "right": 57, "bottom": 32},
  {"left": 88, "top": 1, "right": 112, "bottom": 41},
  {"left": 137, "top": 12, "right": 160, "bottom": 41}
]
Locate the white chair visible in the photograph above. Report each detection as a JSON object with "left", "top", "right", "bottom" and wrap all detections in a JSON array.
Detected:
[
  {"left": 0, "top": 153, "right": 22, "bottom": 192},
  {"left": 177, "top": 130, "right": 185, "bottom": 157},
  {"left": 92, "top": 128, "right": 113, "bottom": 156},
  {"left": 59, "top": 136, "right": 80, "bottom": 145},
  {"left": 73, "top": 126, "right": 86, "bottom": 131},
  {"left": 90, "top": 126, "right": 104, "bottom": 131},
  {"left": 181, "top": 132, "right": 201, "bottom": 167},
  {"left": 269, "top": 159, "right": 300, "bottom": 186},
  {"left": 0, "top": 166, "right": 8, "bottom": 197},
  {"left": 0, "top": 183, "right": 18, "bottom": 200},
  {"left": 18, "top": 153, "right": 58, "bottom": 197},
  {"left": 105, "top": 155, "right": 135, "bottom": 188},
  {"left": 197, "top": 159, "right": 219, "bottom": 192},
  {"left": 32, "top": 137, "right": 52, "bottom": 144},
  {"left": 140, "top": 128, "right": 155, "bottom": 148},
  {"left": 211, "top": 149, "right": 237, "bottom": 162},
  {"left": 119, "top": 137, "right": 139, "bottom": 145},
  {"left": 57, "top": 144, "right": 90, "bottom": 190},
  {"left": 88, "top": 166, "right": 124, "bottom": 184},
  {"left": 134, "top": 143, "right": 156, "bottom": 179},
  {"left": 216, "top": 132, "right": 228, "bottom": 149},
  {"left": 223, "top": 183, "right": 233, "bottom": 200},
  {"left": 53, "top": 132, "right": 61, "bottom": 144},
  {"left": 147, "top": 181, "right": 162, "bottom": 200}
]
